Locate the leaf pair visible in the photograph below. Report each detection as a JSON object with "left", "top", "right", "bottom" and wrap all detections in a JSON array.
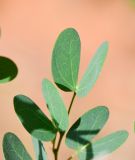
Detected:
[
  {"left": 65, "top": 106, "right": 128, "bottom": 159},
  {"left": 14, "top": 79, "right": 69, "bottom": 141},
  {"left": 52, "top": 28, "right": 108, "bottom": 97}
]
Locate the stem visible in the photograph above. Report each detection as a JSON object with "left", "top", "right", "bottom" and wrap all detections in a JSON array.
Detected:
[
  {"left": 68, "top": 92, "right": 76, "bottom": 114},
  {"left": 56, "top": 132, "right": 64, "bottom": 153},
  {"left": 53, "top": 132, "right": 64, "bottom": 160},
  {"left": 52, "top": 133, "right": 57, "bottom": 151},
  {"left": 52, "top": 133, "right": 58, "bottom": 160},
  {"left": 53, "top": 92, "right": 76, "bottom": 160}
]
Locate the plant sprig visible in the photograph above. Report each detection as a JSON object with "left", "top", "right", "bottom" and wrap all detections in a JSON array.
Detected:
[{"left": 2, "top": 28, "right": 128, "bottom": 160}]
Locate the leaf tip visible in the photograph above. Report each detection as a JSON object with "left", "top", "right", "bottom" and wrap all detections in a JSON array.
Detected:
[
  {"left": 63, "top": 27, "right": 78, "bottom": 33},
  {"left": 121, "top": 130, "right": 129, "bottom": 138},
  {"left": 13, "top": 94, "right": 25, "bottom": 105},
  {"left": 101, "top": 41, "right": 109, "bottom": 53}
]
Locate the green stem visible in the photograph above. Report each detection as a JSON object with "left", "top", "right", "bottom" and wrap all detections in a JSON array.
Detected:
[
  {"left": 68, "top": 92, "right": 76, "bottom": 114},
  {"left": 52, "top": 133, "right": 57, "bottom": 151},
  {"left": 54, "top": 132, "right": 64, "bottom": 160},
  {"left": 53, "top": 92, "right": 76, "bottom": 160}
]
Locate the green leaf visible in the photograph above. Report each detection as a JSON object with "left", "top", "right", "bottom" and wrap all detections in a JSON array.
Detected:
[
  {"left": 32, "top": 137, "right": 47, "bottom": 160},
  {"left": 0, "top": 56, "right": 18, "bottom": 83},
  {"left": 3, "top": 132, "right": 32, "bottom": 160},
  {"left": 42, "top": 79, "right": 69, "bottom": 132},
  {"left": 66, "top": 106, "right": 109, "bottom": 149},
  {"left": 76, "top": 42, "right": 108, "bottom": 97},
  {"left": 14, "top": 95, "right": 57, "bottom": 141},
  {"left": 52, "top": 28, "right": 81, "bottom": 91},
  {"left": 77, "top": 130, "right": 128, "bottom": 160}
]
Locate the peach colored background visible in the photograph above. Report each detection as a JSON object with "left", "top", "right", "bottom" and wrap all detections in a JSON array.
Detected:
[{"left": 1, "top": 0, "right": 135, "bottom": 159}]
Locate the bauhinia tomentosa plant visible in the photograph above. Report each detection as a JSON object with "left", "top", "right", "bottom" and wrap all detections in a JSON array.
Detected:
[{"left": 2, "top": 28, "right": 128, "bottom": 160}]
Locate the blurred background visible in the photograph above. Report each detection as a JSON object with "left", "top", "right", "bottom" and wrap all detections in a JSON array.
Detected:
[{"left": 1, "top": 0, "right": 135, "bottom": 159}]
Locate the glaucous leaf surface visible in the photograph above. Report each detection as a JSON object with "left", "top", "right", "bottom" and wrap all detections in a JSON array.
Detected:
[
  {"left": 32, "top": 137, "right": 47, "bottom": 160},
  {"left": 52, "top": 28, "right": 81, "bottom": 91},
  {"left": 14, "top": 95, "right": 57, "bottom": 141},
  {"left": 77, "top": 130, "right": 128, "bottom": 160},
  {"left": 0, "top": 56, "right": 18, "bottom": 83},
  {"left": 77, "top": 42, "right": 108, "bottom": 97},
  {"left": 3, "top": 132, "right": 32, "bottom": 160},
  {"left": 66, "top": 106, "right": 109, "bottom": 149},
  {"left": 42, "top": 79, "right": 69, "bottom": 131}
]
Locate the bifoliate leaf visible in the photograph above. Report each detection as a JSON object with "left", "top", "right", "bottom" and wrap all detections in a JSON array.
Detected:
[
  {"left": 52, "top": 28, "right": 81, "bottom": 91},
  {"left": 66, "top": 106, "right": 109, "bottom": 149},
  {"left": 42, "top": 79, "right": 69, "bottom": 132},
  {"left": 32, "top": 137, "right": 47, "bottom": 160},
  {"left": 76, "top": 42, "right": 108, "bottom": 97},
  {"left": 14, "top": 95, "right": 57, "bottom": 141},
  {"left": 0, "top": 56, "right": 18, "bottom": 83},
  {"left": 77, "top": 130, "right": 128, "bottom": 160},
  {"left": 3, "top": 132, "right": 32, "bottom": 160}
]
